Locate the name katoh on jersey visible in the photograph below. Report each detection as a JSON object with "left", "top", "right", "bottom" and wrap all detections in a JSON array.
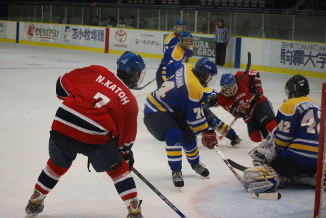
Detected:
[
  {"left": 217, "top": 70, "right": 267, "bottom": 123},
  {"left": 274, "top": 96, "right": 321, "bottom": 166},
  {"left": 162, "top": 44, "right": 193, "bottom": 82},
  {"left": 164, "top": 32, "right": 180, "bottom": 51},
  {"left": 144, "top": 63, "right": 212, "bottom": 135},
  {"left": 52, "top": 65, "right": 138, "bottom": 154}
]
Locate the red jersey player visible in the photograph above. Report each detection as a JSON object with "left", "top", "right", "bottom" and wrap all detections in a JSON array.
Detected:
[
  {"left": 25, "top": 51, "right": 145, "bottom": 218},
  {"left": 217, "top": 71, "right": 277, "bottom": 143}
]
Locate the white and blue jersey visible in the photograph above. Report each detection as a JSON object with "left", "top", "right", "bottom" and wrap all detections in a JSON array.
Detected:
[
  {"left": 144, "top": 63, "right": 212, "bottom": 135},
  {"left": 274, "top": 96, "right": 321, "bottom": 166}
]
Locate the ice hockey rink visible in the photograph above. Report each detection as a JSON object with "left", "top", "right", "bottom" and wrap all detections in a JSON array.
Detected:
[{"left": 0, "top": 42, "right": 324, "bottom": 218}]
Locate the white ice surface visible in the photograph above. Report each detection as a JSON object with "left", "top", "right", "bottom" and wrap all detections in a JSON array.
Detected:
[{"left": 0, "top": 42, "right": 324, "bottom": 218}]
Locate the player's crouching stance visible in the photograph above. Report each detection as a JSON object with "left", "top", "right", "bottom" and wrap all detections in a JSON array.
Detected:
[
  {"left": 217, "top": 71, "right": 277, "bottom": 143},
  {"left": 245, "top": 75, "right": 320, "bottom": 194},
  {"left": 143, "top": 58, "right": 217, "bottom": 189},
  {"left": 25, "top": 51, "right": 146, "bottom": 218}
]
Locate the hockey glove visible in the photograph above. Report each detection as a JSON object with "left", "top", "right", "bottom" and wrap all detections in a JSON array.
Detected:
[
  {"left": 205, "top": 90, "right": 219, "bottom": 108},
  {"left": 248, "top": 134, "right": 277, "bottom": 164},
  {"left": 123, "top": 151, "right": 134, "bottom": 171},
  {"left": 249, "top": 73, "right": 263, "bottom": 98},
  {"left": 231, "top": 105, "right": 248, "bottom": 118},
  {"left": 201, "top": 129, "right": 218, "bottom": 149}
]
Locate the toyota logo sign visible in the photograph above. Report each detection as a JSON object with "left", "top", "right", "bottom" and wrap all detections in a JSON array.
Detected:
[
  {"left": 115, "top": 30, "right": 127, "bottom": 42},
  {"left": 27, "top": 24, "right": 35, "bottom": 38}
]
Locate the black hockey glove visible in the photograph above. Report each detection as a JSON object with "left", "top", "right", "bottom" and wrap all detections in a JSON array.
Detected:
[
  {"left": 249, "top": 74, "right": 263, "bottom": 99},
  {"left": 205, "top": 90, "right": 219, "bottom": 108},
  {"left": 231, "top": 105, "right": 248, "bottom": 118},
  {"left": 123, "top": 151, "right": 134, "bottom": 171},
  {"left": 205, "top": 95, "right": 218, "bottom": 108}
]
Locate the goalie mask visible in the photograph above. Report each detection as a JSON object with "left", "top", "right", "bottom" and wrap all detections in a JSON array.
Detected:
[
  {"left": 174, "top": 20, "right": 185, "bottom": 36},
  {"left": 179, "top": 31, "right": 193, "bottom": 50},
  {"left": 117, "top": 51, "right": 146, "bottom": 89},
  {"left": 285, "top": 74, "right": 310, "bottom": 99},
  {"left": 193, "top": 57, "right": 218, "bottom": 87},
  {"left": 220, "top": 73, "right": 238, "bottom": 97}
]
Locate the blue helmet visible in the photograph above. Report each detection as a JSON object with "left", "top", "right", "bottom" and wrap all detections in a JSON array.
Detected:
[
  {"left": 220, "top": 73, "right": 235, "bottom": 86},
  {"left": 175, "top": 20, "right": 185, "bottom": 26},
  {"left": 179, "top": 31, "right": 192, "bottom": 40},
  {"left": 179, "top": 31, "right": 193, "bottom": 50},
  {"left": 220, "top": 73, "right": 238, "bottom": 97},
  {"left": 174, "top": 20, "right": 185, "bottom": 35},
  {"left": 117, "top": 51, "right": 146, "bottom": 89},
  {"left": 194, "top": 57, "right": 218, "bottom": 87}
]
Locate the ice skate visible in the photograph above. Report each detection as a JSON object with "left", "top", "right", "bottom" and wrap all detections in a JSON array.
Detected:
[
  {"left": 191, "top": 162, "right": 210, "bottom": 178},
  {"left": 172, "top": 171, "right": 184, "bottom": 191},
  {"left": 126, "top": 197, "right": 143, "bottom": 218},
  {"left": 231, "top": 135, "right": 242, "bottom": 148},
  {"left": 25, "top": 189, "right": 46, "bottom": 215}
]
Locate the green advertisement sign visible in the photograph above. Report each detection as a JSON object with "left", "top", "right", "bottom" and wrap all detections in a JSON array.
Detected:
[
  {"left": 192, "top": 35, "right": 215, "bottom": 58},
  {"left": 163, "top": 34, "right": 216, "bottom": 58}
]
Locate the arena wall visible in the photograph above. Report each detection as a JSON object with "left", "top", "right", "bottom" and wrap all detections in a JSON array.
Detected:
[{"left": 0, "top": 20, "right": 325, "bottom": 79}]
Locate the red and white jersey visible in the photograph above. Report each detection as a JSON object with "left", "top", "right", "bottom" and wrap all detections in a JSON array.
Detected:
[
  {"left": 217, "top": 70, "right": 267, "bottom": 122},
  {"left": 52, "top": 65, "right": 138, "bottom": 153}
]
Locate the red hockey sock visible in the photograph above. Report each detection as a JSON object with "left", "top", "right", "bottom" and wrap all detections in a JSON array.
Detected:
[
  {"left": 265, "top": 120, "right": 277, "bottom": 133},
  {"left": 249, "top": 130, "right": 264, "bottom": 143},
  {"left": 107, "top": 161, "right": 137, "bottom": 202},
  {"left": 35, "top": 158, "right": 71, "bottom": 195}
]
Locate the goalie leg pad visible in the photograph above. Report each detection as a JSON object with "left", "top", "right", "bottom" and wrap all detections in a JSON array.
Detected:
[
  {"left": 247, "top": 181, "right": 275, "bottom": 194},
  {"left": 244, "top": 165, "right": 280, "bottom": 193}
]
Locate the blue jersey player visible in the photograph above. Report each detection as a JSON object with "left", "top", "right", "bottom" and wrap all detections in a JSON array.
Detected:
[
  {"left": 245, "top": 75, "right": 321, "bottom": 193},
  {"left": 144, "top": 58, "right": 217, "bottom": 189},
  {"left": 162, "top": 31, "right": 193, "bottom": 83},
  {"left": 156, "top": 20, "right": 185, "bottom": 88}
]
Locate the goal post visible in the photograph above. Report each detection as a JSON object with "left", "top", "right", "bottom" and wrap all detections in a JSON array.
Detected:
[{"left": 314, "top": 82, "right": 326, "bottom": 218}]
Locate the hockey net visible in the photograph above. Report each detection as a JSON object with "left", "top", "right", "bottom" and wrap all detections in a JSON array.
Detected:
[{"left": 314, "top": 82, "right": 326, "bottom": 218}]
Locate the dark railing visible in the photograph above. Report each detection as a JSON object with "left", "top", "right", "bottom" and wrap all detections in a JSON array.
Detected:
[{"left": 3, "top": 0, "right": 326, "bottom": 43}]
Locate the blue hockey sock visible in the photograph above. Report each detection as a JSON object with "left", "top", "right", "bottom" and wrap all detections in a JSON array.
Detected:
[
  {"left": 164, "top": 128, "right": 183, "bottom": 171},
  {"left": 183, "top": 139, "right": 199, "bottom": 165}
]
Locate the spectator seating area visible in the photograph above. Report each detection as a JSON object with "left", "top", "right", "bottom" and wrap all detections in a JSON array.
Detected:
[
  {"left": 11, "top": 0, "right": 319, "bottom": 10},
  {"left": 9, "top": 0, "right": 274, "bottom": 8}
]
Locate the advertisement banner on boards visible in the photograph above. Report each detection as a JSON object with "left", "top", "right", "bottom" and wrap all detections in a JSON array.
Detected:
[
  {"left": 63, "top": 25, "right": 105, "bottom": 48},
  {"left": 23, "top": 23, "right": 61, "bottom": 43},
  {"left": 0, "top": 21, "right": 7, "bottom": 38},
  {"left": 266, "top": 40, "right": 326, "bottom": 73},
  {"left": 163, "top": 33, "right": 216, "bottom": 58},
  {"left": 110, "top": 28, "right": 162, "bottom": 53}
]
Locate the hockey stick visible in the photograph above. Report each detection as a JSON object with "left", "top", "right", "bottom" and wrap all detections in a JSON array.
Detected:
[
  {"left": 134, "top": 77, "right": 156, "bottom": 90},
  {"left": 218, "top": 93, "right": 256, "bottom": 141},
  {"left": 227, "top": 159, "right": 248, "bottom": 171},
  {"left": 131, "top": 167, "right": 187, "bottom": 218},
  {"left": 214, "top": 146, "right": 281, "bottom": 200},
  {"left": 236, "top": 52, "right": 251, "bottom": 82},
  {"left": 218, "top": 117, "right": 238, "bottom": 140}
]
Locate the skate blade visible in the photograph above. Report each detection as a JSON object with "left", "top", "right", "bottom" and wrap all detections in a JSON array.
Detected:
[
  {"left": 233, "top": 144, "right": 240, "bottom": 149},
  {"left": 25, "top": 213, "right": 39, "bottom": 217},
  {"left": 174, "top": 187, "right": 182, "bottom": 192}
]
